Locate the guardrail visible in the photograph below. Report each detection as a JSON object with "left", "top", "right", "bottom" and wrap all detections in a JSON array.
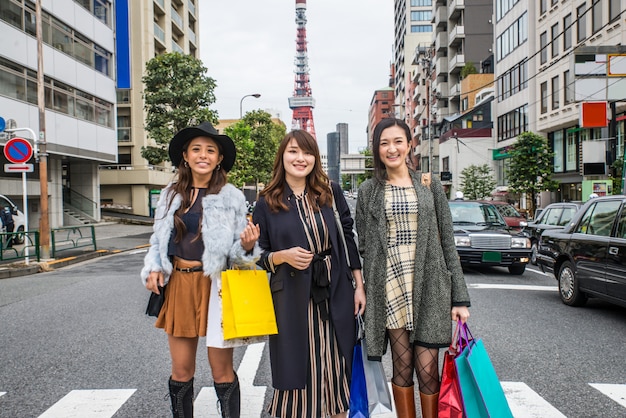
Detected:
[
  {"left": 51, "top": 225, "right": 97, "bottom": 257},
  {"left": 0, "top": 231, "right": 40, "bottom": 262}
]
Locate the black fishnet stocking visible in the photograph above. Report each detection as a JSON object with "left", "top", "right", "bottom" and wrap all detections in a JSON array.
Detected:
[
  {"left": 388, "top": 329, "right": 414, "bottom": 387},
  {"left": 414, "top": 346, "right": 440, "bottom": 395},
  {"left": 388, "top": 329, "right": 441, "bottom": 394}
]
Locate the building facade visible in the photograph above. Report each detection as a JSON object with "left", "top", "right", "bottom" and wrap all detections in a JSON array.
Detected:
[
  {"left": 0, "top": 0, "right": 118, "bottom": 228},
  {"left": 99, "top": 0, "right": 199, "bottom": 216}
]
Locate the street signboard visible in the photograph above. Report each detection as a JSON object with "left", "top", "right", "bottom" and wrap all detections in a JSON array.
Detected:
[
  {"left": 3, "top": 137, "right": 33, "bottom": 163},
  {"left": 0, "top": 117, "right": 5, "bottom": 132},
  {"left": 4, "top": 163, "right": 34, "bottom": 173}
]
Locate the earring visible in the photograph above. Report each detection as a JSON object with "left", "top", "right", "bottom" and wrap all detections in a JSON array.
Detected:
[
  {"left": 184, "top": 161, "right": 189, "bottom": 168},
  {"left": 216, "top": 164, "right": 221, "bottom": 171}
]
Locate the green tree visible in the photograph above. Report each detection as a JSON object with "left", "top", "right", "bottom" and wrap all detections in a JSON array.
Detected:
[
  {"left": 611, "top": 158, "right": 623, "bottom": 194},
  {"left": 459, "top": 164, "right": 496, "bottom": 199},
  {"left": 141, "top": 53, "right": 218, "bottom": 165},
  {"left": 356, "top": 148, "right": 374, "bottom": 186},
  {"left": 224, "top": 110, "right": 285, "bottom": 188},
  {"left": 507, "top": 131, "right": 559, "bottom": 216},
  {"left": 460, "top": 62, "right": 478, "bottom": 79}
]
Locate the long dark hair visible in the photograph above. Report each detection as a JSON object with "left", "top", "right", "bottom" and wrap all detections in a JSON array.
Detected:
[
  {"left": 371, "top": 118, "right": 413, "bottom": 181},
  {"left": 165, "top": 137, "right": 228, "bottom": 242},
  {"left": 261, "top": 130, "right": 331, "bottom": 213}
]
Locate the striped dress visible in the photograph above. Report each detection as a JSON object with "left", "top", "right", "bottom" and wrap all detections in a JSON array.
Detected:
[
  {"left": 267, "top": 193, "right": 350, "bottom": 418},
  {"left": 384, "top": 183, "right": 419, "bottom": 330}
]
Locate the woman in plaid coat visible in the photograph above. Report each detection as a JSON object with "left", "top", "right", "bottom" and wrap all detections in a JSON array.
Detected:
[{"left": 355, "top": 118, "right": 470, "bottom": 418}]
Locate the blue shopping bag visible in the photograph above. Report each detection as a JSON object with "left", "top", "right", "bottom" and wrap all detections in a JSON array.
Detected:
[
  {"left": 349, "top": 340, "right": 369, "bottom": 418},
  {"left": 455, "top": 341, "right": 488, "bottom": 418}
]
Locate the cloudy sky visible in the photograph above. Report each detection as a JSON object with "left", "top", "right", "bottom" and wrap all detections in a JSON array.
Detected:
[{"left": 199, "top": 1, "right": 394, "bottom": 154}]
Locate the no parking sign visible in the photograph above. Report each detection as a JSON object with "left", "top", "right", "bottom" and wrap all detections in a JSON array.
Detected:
[{"left": 4, "top": 137, "right": 33, "bottom": 164}]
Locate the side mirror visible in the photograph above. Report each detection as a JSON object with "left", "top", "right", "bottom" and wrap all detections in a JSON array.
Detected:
[{"left": 11, "top": 207, "right": 17, "bottom": 215}]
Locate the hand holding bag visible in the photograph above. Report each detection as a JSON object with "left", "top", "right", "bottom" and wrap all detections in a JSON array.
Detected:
[
  {"left": 145, "top": 286, "right": 165, "bottom": 317},
  {"left": 221, "top": 267, "right": 278, "bottom": 340}
]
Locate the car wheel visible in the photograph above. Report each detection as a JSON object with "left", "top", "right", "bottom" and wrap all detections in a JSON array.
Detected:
[
  {"left": 508, "top": 264, "right": 526, "bottom": 275},
  {"left": 12, "top": 226, "right": 24, "bottom": 245},
  {"left": 558, "top": 261, "right": 587, "bottom": 306},
  {"left": 530, "top": 241, "right": 538, "bottom": 265}
]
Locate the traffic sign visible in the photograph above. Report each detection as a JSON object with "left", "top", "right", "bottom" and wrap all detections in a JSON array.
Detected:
[
  {"left": 3, "top": 137, "right": 33, "bottom": 163},
  {"left": 0, "top": 117, "right": 5, "bottom": 132},
  {"left": 4, "top": 163, "right": 34, "bottom": 173}
]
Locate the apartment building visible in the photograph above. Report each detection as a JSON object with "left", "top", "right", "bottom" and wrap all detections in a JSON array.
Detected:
[
  {"left": 534, "top": 0, "right": 625, "bottom": 204},
  {"left": 100, "top": 0, "right": 198, "bottom": 217},
  {"left": 0, "top": 0, "right": 117, "bottom": 228}
]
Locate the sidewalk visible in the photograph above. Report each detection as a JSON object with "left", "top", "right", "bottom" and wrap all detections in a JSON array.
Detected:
[{"left": 0, "top": 213, "right": 154, "bottom": 279}]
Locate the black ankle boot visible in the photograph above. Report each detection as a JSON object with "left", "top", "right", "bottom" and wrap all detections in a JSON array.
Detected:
[
  {"left": 214, "top": 373, "right": 240, "bottom": 418},
  {"left": 168, "top": 377, "right": 194, "bottom": 417}
]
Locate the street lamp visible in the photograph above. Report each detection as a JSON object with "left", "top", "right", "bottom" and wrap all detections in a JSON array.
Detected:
[{"left": 239, "top": 93, "right": 261, "bottom": 118}]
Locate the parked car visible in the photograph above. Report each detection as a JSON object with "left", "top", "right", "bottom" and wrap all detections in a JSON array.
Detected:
[
  {"left": 524, "top": 202, "right": 583, "bottom": 265},
  {"left": 537, "top": 195, "right": 626, "bottom": 307},
  {"left": 0, "top": 194, "right": 25, "bottom": 245},
  {"left": 479, "top": 200, "right": 528, "bottom": 231},
  {"left": 449, "top": 200, "right": 532, "bottom": 275}
]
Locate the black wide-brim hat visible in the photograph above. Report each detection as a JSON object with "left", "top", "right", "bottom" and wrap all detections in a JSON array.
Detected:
[{"left": 168, "top": 121, "right": 236, "bottom": 172}]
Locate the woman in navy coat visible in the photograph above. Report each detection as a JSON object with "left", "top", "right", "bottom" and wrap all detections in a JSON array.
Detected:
[{"left": 253, "top": 130, "right": 366, "bottom": 418}]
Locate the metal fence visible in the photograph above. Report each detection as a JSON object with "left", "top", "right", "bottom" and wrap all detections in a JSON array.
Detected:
[
  {"left": 51, "top": 225, "right": 97, "bottom": 257},
  {"left": 0, "top": 231, "right": 40, "bottom": 262}
]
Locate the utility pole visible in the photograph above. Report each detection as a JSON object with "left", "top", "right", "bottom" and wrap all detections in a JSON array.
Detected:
[{"left": 36, "top": 0, "right": 50, "bottom": 259}]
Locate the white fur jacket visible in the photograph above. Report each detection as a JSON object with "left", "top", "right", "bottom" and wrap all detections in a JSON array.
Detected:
[{"left": 140, "top": 183, "right": 261, "bottom": 285}]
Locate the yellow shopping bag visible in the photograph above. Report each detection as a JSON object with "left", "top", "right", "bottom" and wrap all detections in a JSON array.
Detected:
[{"left": 221, "top": 268, "right": 278, "bottom": 340}]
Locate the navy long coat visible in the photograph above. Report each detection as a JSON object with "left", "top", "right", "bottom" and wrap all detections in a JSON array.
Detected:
[{"left": 252, "top": 182, "right": 361, "bottom": 390}]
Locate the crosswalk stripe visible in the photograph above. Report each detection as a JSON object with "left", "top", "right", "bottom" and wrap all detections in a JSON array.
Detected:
[
  {"left": 0, "top": 392, "right": 5, "bottom": 397},
  {"left": 195, "top": 342, "right": 267, "bottom": 418},
  {"left": 501, "top": 382, "right": 566, "bottom": 417},
  {"left": 37, "top": 389, "right": 136, "bottom": 418},
  {"left": 468, "top": 284, "right": 558, "bottom": 291},
  {"left": 589, "top": 383, "right": 626, "bottom": 408}
]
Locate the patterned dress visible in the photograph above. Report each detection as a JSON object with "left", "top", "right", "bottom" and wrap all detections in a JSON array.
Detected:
[
  {"left": 267, "top": 193, "right": 350, "bottom": 418},
  {"left": 384, "top": 183, "right": 419, "bottom": 330}
]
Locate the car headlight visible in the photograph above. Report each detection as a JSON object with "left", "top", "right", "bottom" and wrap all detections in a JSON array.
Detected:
[
  {"left": 455, "top": 236, "right": 471, "bottom": 247},
  {"left": 511, "top": 237, "right": 531, "bottom": 248}
]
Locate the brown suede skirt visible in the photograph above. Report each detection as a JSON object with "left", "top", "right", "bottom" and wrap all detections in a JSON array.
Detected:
[{"left": 155, "top": 257, "right": 210, "bottom": 338}]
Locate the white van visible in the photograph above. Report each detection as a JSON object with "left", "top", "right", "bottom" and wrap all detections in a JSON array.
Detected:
[{"left": 0, "top": 194, "right": 25, "bottom": 245}]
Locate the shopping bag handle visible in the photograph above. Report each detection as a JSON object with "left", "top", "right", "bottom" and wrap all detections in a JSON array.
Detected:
[
  {"left": 355, "top": 313, "right": 365, "bottom": 341},
  {"left": 457, "top": 320, "right": 474, "bottom": 351}
]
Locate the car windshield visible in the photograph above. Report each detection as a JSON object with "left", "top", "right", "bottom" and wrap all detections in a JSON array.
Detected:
[
  {"left": 495, "top": 204, "right": 521, "bottom": 217},
  {"left": 449, "top": 202, "right": 507, "bottom": 228}
]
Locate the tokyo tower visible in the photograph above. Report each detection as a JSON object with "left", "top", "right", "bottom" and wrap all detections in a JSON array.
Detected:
[{"left": 288, "top": 0, "right": 316, "bottom": 138}]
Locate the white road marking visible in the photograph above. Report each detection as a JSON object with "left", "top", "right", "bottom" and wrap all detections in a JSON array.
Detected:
[
  {"left": 590, "top": 383, "right": 626, "bottom": 408},
  {"left": 195, "top": 342, "right": 267, "bottom": 418},
  {"left": 501, "top": 382, "right": 567, "bottom": 417},
  {"left": 468, "top": 284, "right": 558, "bottom": 291},
  {"left": 128, "top": 249, "right": 148, "bottom": 255},
  {"left": 0, "top": 391, "right": 5, "bottom": 397},
  {"left": 38, "top": 389, "right": 136, "bottom": 418}
]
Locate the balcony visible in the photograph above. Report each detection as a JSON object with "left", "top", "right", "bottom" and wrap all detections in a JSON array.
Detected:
[
  {"left": 187, "top": 0, "right": 196, "bottom": 16},
  {"left": 188, "top": 28, "right": 196, "bottom": 45},
  {"left": 100, "top": 165, "right": 174, "bottom": 186},
  {"left": 171, "top": 7, "right": 183, "bottom": 34},
  {"left": 435, "top": 56, "right": 448, "bottom": 74},
  {"left": 172, "top": 41, "right": 184, "bottom": 54},
  {"left": 433, "top": 7, "right": 447, "bottom": 28},
  {"left": 448, "top": 0, "right": 465, "bottom": 20},
  {"left": 450, "top": 83, "right": 461, "bottom": 96},
  {"left": 435, "top": 32, "right": 448, "bottom": 52},
  {"left": 153, "top": 22, "right": 165, "bottom": 45},
  {"left": 154, "top": 0, "right": 165, "bottom": 12},
  {"left": 449, "top": 54, "right": 465, "bottom": 73},
  {"left": 448, "top": 25, "right": 465, "bottom": 47}
]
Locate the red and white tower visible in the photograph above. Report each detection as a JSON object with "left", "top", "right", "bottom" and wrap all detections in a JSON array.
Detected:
[{"left": 288, "top": 0, "right": 316, "bottom": 138}]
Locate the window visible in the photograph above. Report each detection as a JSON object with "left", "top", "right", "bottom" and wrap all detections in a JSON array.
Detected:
[
  {"left": 541, "top": 82, "right": 548, "bottom": 114},
  {"left": 411, "top": 25, "right": 432, "bottom": 32},
  {"left": 0, "top": 0, "right": 22, "bottom": 29},
  {"left": 563, "top": 14, "right": 572, "bottom": 50},
  {"left": 540, "top": 0, "right": 547, "bottom": 15},
  {"left": 553, "top": 130, "right": 563, "bottom": 172},
  {"left": 410, "top": 0, "right": 432, "bottom": 5},
  {"left": 617, "top": 204, "right": 626, "bottom": 239},
  {"left": 592, "top": 0, "right": 602, "bottom": 34},
  {"left": 575, "top": 201, "right": 621, "bottom": 236},
  {"left": 577, "top": 4, "right": 587, "bottom": 43},
  {"left": 552, "top": 75, "right": 560, "bottom": 109},
  {"left": 610, "top": 0, "right": 621, "bottom": 22},
  {"left": 540, "top": 32, "right": 547, "bottom": 64},
  {"left": 564, "top": 70, "right": 573, "bottom": 104},
  {"left": 551, "top": 23, "right": 559, "bottom": 58},
  {"left": 410, "top": 11, "right": 432, "bottom": 21}
]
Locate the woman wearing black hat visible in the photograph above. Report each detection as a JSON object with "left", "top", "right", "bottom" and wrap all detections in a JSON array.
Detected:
[{"left": 142, "top": 122, "right": 261, "bottom": 417}]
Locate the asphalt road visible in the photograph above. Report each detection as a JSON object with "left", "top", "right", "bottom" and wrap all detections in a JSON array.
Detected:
[{"left": 1, "top": 206, "right": 626, "bottom": 417}]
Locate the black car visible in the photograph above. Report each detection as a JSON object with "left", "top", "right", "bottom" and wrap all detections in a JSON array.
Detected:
[
  {"left": 524, "top": 202, "right": 583, "bottom": 265},
  {"left": 449, "top": 200, "right": 532, "bottom": 275},
  {"left": 537, "top": 195, "right": 626, "bottom": 307}
]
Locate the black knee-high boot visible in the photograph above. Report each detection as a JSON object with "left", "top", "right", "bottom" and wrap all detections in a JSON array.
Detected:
[
  {"left": 168, "top": 377, "right": 194, "bottom": 417},
  {"left": 214, "top": 373, "right": 240, "bottom": 418}
]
